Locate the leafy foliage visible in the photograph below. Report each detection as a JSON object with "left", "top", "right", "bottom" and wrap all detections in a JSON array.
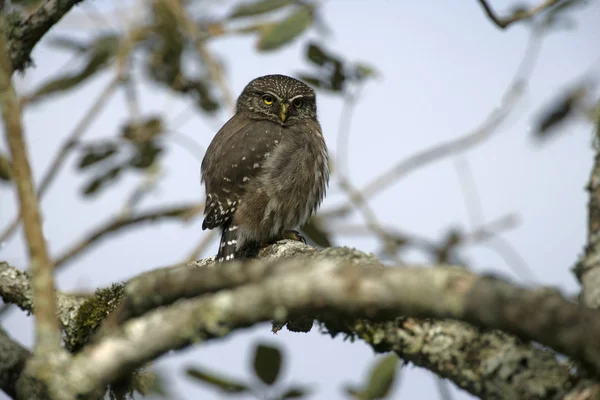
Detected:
[
  {"left": 298, "top": 42, "right": 378, "bottom": 93},
  {"left": 257, "top": 6, "right": 314, "bottom": 51},
  {"left": 187, "top": 342, "right": 311, "bottom": 399},
  {"left": 229, "top": 0, "right": 294, "bottom": 18},
  {"left": 75, "top": 116, "right": 166, "bottom": 197}
]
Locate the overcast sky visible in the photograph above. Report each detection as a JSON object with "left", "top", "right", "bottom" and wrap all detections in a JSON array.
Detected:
[{"left": 2, "top": 1, "right": 600, "bottom": 399}]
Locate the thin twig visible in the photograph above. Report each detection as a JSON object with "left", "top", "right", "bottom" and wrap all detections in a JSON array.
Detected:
[
  {"left": 336, "top": 86, "right": 363, "bottom": 178},
  {"left": 476, "top": 0, "right": 562, "bottom": 29},
  {"left": 453, "top": 156, "right": 485, "bottom": 230},
  {"left": 0, "top": 38, "right": 60, "bottom": 351},
  {"left": 0, "top": 76, "right": 121, "bottom": 245},
  {"left": 52, "top": 203, "right": 204, "bottom": 269},
  {"left": 321, "top": 32, "right": 542, "bottom": 220}
]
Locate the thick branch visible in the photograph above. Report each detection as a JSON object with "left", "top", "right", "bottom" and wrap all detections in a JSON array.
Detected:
[
  {"left": 0, "top": 262, "right": 88, "bottom": 340},
  {"left": 5, "top": 0, "right": 85, "bottom": 72},
  {"left": 0, "top": 326, "right": 31, "bottom": 398},
  {"left": 354, "top": 319, "right": 578, "bottom": 399},
  {"left": 578, "top": 115, "right": 600, "bottom": 308},
  {"left": 476, "top": 0, "right": 562, "bottom": 29},
  {"left": 46, "top": 243, "right": 599, "bottom": 399}
]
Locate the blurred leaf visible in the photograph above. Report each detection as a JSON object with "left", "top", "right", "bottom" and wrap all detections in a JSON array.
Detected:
[
  {"left": 122, "top": 116, "right": 164, "bottom": 143},
  {"left": 0, "top": 153, "right": 12, "bottom": 181},
  {"left": 230, "top": 0, "right": 293, "bottom": 18},
  {"left": 129, "top": 142, "right": 163, "bottom": 169},
  {"left": 82, "top": 165, "right": 124, "bottom": 197},
  {"left": 186, "top": 366, "right": 250, "bottom": 394},
  {"left": 132, "top": 369, "right": 170, "bottom": 397},
  {"left": 281, "top": 386, "right": 310, "bottom": 398},
  {"left": 296, "top": 74, "right": 327, "bottom": 89},
  {"left": 534, "top": 87, "right": 587, "bottom": 141},
  {"left": 77, "top": 143, "right": 119, "bottom": 170},
  {"left": 344, "top": 385, "right": 366, "bottom": 400},
  {"left": 355, "top": 63, "right": 379, "bottom": 81},
  {"left": 29, "top": 35, "right": 119, "bottom": 103},
  {"left": 306, "top": 43, "right": 337, "bottom": 66},
  {"left": 364, "top": 354, "right": 399, "bottom": 399},
  {"left": 300, "top": 217, "right": 331, "bottom": 247},
  {"left": 253, "top": 343, "right": 282, "bottom": 385},
  {"left": 257, "top": 7, "right": 313, "bottom": 51}
]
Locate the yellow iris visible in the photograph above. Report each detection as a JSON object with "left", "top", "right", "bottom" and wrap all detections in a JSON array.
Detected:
[{"left": 262, "top": 95, "right": 274, "bottom": 105}]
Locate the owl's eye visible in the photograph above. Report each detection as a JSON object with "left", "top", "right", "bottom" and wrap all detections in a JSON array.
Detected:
[
  {"left": 292, "top": 98, "right": 304, "bottom": 109},
  {"left": 262, "top": 94, "right": 274, "bottom": 105}
]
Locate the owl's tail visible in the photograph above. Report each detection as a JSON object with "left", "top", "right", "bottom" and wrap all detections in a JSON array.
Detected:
[{"left": 216, "top": 223, "right": 238, "bottom": 262}]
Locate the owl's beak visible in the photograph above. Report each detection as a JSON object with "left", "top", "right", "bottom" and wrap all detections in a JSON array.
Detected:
[{"left": 279, "top": 103, "right": 289, "bottom": 123}]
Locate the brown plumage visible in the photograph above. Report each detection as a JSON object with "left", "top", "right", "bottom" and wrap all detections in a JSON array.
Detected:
[{"left": 201, "top": 74, "right": 329, "bottom": 262}]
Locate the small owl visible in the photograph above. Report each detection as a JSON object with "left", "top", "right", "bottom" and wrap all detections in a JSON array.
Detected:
[{"left": 201, "top": 74, "right": 329, "bottom": 262}]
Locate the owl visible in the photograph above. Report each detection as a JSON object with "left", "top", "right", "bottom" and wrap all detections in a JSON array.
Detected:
[{"left": 200, "top": 74, "right": 329, "bottom": 262}]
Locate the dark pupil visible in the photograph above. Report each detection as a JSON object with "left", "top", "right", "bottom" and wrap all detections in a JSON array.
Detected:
[
  {"left": 264, "top": 95, "right": 272, "bottom": 102},
  {"left": 294, "top": 99, "right": 303, "bottom": 108}
]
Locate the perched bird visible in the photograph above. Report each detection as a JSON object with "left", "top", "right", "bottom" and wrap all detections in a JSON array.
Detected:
[{"left": 201, "top": 74, "right": 329, "bottom": 262}]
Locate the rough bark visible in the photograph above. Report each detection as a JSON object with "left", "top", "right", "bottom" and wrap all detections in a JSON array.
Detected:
[{"left": 2, "top": 0, "right": 85, "bottom": 72}]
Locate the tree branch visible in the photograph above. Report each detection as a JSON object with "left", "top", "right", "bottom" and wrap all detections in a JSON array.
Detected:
[
  {"left": 0, "top": 326, "right": 31, "bottom": 399},
  {"left": 5, "top": 0, "right": 86, "bottom": 72},
  {"left": 354, "top": 318, "right": 580, "bottom": 399},
  {"left": 476, "top": 0, "right": 562, "bottom": 29},
  {"left": 52, "top": 202, "right": 204, "bottom": 269},
  {"left": 578, "top": 114, "right": 600, "bottom": 308},
  {"left": 0, "top": 262, "right": 88, "bottom": 341},
  {"left": 0, "top": 34, "right": 60, "bottom": 353},
  {"left": 43, "top": 242, "right": 598, "bottom": 399},
  {"left": 2, "top": 242, "right": 596, "bottom": 399}
]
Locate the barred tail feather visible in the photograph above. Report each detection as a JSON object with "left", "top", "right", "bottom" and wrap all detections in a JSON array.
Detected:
[{"left": 216, "top": 224, "right": 238, "bottom": 262}]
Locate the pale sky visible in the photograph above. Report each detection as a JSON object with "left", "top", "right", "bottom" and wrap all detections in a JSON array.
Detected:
[{"left": 2, "top": 1, "right": 600, "bottom": 399}]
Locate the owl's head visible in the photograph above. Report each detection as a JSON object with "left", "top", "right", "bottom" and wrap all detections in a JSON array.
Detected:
[{"left": 236, "top": 74, "right": 317, "bottom": 125}]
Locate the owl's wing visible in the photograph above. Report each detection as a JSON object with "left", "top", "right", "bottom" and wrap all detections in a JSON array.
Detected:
[{"left": 201, "top": 116, "right": 283, "bottom": 230}]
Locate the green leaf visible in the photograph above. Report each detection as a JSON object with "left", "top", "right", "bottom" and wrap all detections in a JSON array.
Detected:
[
  {"left": 129, "top": 142, "right": 163, "bottom": 170},
  {"left": 300, "top": 217, "right": 331, "bottom": 247},
  {"left": 253, "top": 343, "right": 283, "bottom": 385},
  {"left": 281, "top": 385, "right": 310, "bottom": 398},
  {"left": 230, "top": 0, "right": 293, "bottom": 18},
  {"left": 306, "top": 42, "right": 341, "bottom": 66},
  {"left": 0, "top": 153, "right": 12, "bottom": 181},
  {"left": 344, "top": 385, "right": 366, "bottom": 400},
  {"left": 355, "top": 64, "right": 379, "bottom": 81},
  {"left": 82, "top": 165, "right": 124, "bottom": 197},
  {"left": 77, "top": 143, "right": 118, "bottom": 169},
  {"left": 364, "top": 354, "right": 399, "bottom": 399},
  {"left": 121, "top": 116, "right": 165, "bottom": 143},
  {"left": 257, "top": 7, "right": 313, "bottom": 51},
  {"left": 186, "top": 366, "right": 250, "bottom": 394},
  {"left": 534, "top": 86, "right": 587, "bottom": 141},
  {"left": 296, "top": 74, "right": 327, "bottom": 90}
]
